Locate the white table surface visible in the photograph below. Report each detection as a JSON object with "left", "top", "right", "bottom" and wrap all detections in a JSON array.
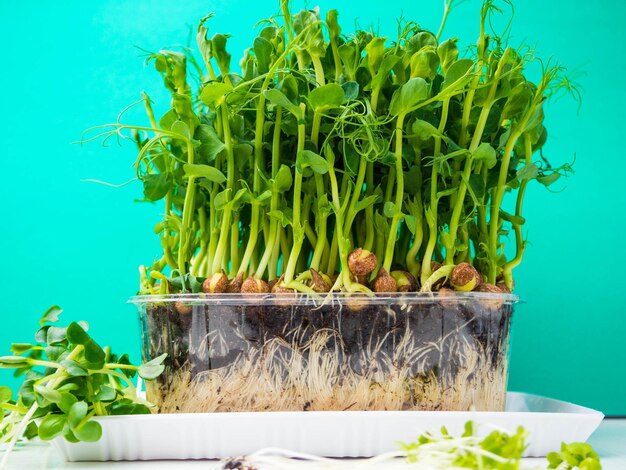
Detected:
[{"left": 2, "top": 419, "right": 625, "bottom": 469}]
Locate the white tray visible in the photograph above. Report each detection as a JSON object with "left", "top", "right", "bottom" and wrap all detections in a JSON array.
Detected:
[{"left": 53, "top": 392, "right": 603, "bottom": 462}]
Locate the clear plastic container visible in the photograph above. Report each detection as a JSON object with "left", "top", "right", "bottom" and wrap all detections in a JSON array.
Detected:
[{"left": 130, "top": 292, "right": 518, "bottom": 413}]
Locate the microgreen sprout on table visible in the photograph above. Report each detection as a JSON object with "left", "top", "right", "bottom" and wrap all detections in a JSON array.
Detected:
[{"left": 0, "top": 306, "right": 166, "bottom": 468}]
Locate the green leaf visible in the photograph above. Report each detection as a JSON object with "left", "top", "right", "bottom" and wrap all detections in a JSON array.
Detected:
[
  {"left": 95, "top": 386, "right": 117, "bottom": 402},
  {"left": 170, "top": 120, "right": 191, "bottom": 140},
  {"left": 537, "top": 172, "right": 560, "bottom": 187},
  {"left": 308, "top": 83, "right": 345, "bottom": 112},
  {"left": 45, "top": 345, "right": 66, "bottom": 362},
  {"left": 142, "top": 173, "right": 171, "bottom": 201},
  {"left": 326, "top": 9, "right": 341, "bottom": 41},
  {"left": 183, "top": 163, "right": 226, "bottom": 184},
  {"left": 18, "top": 379, "right": 36, "bottom": 406},
  {"left": 68, "top": 401, "right": 88, "bottom": 429},
  {"left": 404, "top": 166, "right": 422, "bottom": 195},
  {"left": 0, "top": 386, "right": 12, "bottom": 404},
  {"left": 296, "top": 150, "right": 329, "bottom": 175},
  {"left": 370, "top": 55, "right": 400, "bottom": 90},
  {"left": 0, "top": 356, "right": 31, "bottom": 366},
  {"left": 341, "top": 81, "right": 359, "bottom": 101},
  {"left": 412, "top": 119, "right": 440, "bottom": 141},
  {"left": 472, "top": 142, "right": 497, "bottom": 169},
  {"left": 437, "top": 38, "right": 459, "bottom": 74},
  {"left": 274, "top": 165, "right": 293, "bottom": 192},
  {"left": 409, "top": 49, "right": 439, "bottom": 80},
  {"left": 36, "top": 326, "right": 50, "bottom": 344},
  {"left": 468, "top": 173, "right": 486, "bottom": 200},
  {"left": 10, "top": 343, "right": 35, "bottom": 355},
  {"left": 383, "top": 201, "right": 400, "bottom": 218},
  {"left": 110, "top": 402, "right": 152, "bottom": 415},
  {"left": 264, "top": 88, "right": 302, "bottom": 118},
  {"left": 253, "top": 36, "right": 273, "bottom": 75},
  {"left": 214, "top": 188, "right": 232, "bottom": 210},
  {"left": 199, "top": 81, "right": 232, "bottom": 109},
  {"left": 38, "top": 414, "right": 67, "bottom": 440},
  {"left": 501, "top": 82, "right": 534, "bottom": 121},
  {"left": 58, "top": 392, "right": 78, "bottom": 414},
  {"left": 267, "top": 209, "right": 293, "bottom": 228},
  {"left": 389, "top": 78, "right": 429, "bottom": 116},
  {"left": 211, "top": 33, "right": 231, "bottom": 75},
  {"left": 66, "top": 322, "right": 90, "bottom": 345},
  {"left": 159, "top": 108, "right": 178, "bottom": 131},
  {"left": 34, "top": 385, "right": 63, "bottom": 407},
  {"left": 365, "top": 37, "right": 386, "bottom": 75},
  {"left": 355, "top": 194, "right": 381, "bottom": 213},
  {"left": 46, "top": 326, "right": 67, "bottom": 345},
  {"left": 61, "top": 359, "right": 88, "bottom": 377},
  {"left": 40, "top": 306, "right": 62, "bottom": 327},
  {"left": 74, "top": 420, "right": 102, "bottom": 442},
  {"left": 194, "top": 124, "right": 225, "bottom": 163},
  {"left": 278, "top": 75, "right": 299, "bottom": 102},
  {"left": 116, "top": 354, "right": 137, "bottom": 379},
  {"left": 138, "top": 353, "right": 167, "bottom": 380},
  {"left": 441, "top": 58, "right": 474, "bottom": 91},
  {"left": 83, "top": 340, "right": 105, "bottom": 367},
  {"left": 253, "top": 190, "right": 272, "bottom": 205},
  {"left": 517, "top": 163, "right": 538, "bottom": 180},
  {"left": 343, "top": 146, "right": 359, "bottom": 177}
]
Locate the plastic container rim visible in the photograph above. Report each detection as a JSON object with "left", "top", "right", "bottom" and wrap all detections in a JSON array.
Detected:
[{"left": 129, "top": 291, "right": 519, "bottom": 306}]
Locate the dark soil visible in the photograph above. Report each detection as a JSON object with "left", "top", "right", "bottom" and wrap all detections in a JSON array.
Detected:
[{"left": 140, "top": 296, "right": 513, "bottom": 394}]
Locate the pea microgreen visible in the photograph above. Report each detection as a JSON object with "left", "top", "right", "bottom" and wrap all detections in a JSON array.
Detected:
[{"left": 82, "top": 0, "right": 579, "bottom": 294}]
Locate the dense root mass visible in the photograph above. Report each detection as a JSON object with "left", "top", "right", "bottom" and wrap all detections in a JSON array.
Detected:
[{"left": 140, "top": 296, "right": 512, "bottom": 413}]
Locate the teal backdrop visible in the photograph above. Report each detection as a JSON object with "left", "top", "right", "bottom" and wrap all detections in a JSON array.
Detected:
[{"left": 1, "top": 0, "right": 624, "bottom": 414}]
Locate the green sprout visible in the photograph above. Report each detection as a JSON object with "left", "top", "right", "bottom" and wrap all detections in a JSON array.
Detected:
[
  {"left": 0, "top": 306, "right": 166, "bottom": 467},
  {"left": 83, "top": 0, "right": 578, "bottom": 295}
]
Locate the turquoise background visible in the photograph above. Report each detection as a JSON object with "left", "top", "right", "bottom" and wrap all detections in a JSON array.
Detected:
[{"left": 1, "top": 1, "right": 624, "bottom": 414}]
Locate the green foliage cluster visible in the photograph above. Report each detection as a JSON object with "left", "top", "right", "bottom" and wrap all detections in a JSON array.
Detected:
[
  {"left": 0, "top": 306, "right": 166, "bottom": 465},
  {"left": 86, "top": 0, "right": 576, "bottom": 294},
  {"left": 399, "top": 421, "right": 602, "bottom": 469}
]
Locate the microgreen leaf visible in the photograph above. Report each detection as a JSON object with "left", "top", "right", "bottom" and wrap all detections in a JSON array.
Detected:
[
  {"left": 38, "top": 414, "right": 67, "bottom": 441},
  {"left": 57, "top": 392, "right": 78, "bottom": 414},
  {"left": 142, "top": 173, "right": 172, "bottom": 201},
  {"left": 46, "top": 326, "right": 67, "bottom": 345},
  {"left": 274, "top": 165, "right": 293, "bottom": 192},
  {"left": 389, "top": 77, "right": 429, "bottom": 116},
  {"left": 61, "top": 359, "right": 88, "bottom": 377},
  {"left": 66, "top": 322, "right": 90, "bottom": 345},
  {"left": 195, "top": 124, "right": 225, "bottom": 163},
  {"left": 0, "top": 386, "right": 12, "bottom": 404},
  {"left": 10, "top": 343, "right": 36, "bottom": 355},
  {"left": 183, "top": 163, "right": 227, "bottom": 184},
  {"left": 441, "top": 58, "right": 474, "bottom": 91},
  {"left": 517, "top": 163, "right": 539, "bottom": 180},
  {"left": 296, "top": 150, "right": 329, "bottom": 175},
  {"left": 199, "top": 82, "right": 232, "bottom": 109},
  {"left": 40, "top": 306, "right": 62, "bottom": 327},
  {"left": 472, "top": 142, "right": 497, "bottom": 169},
  {"left": 253, "top": 36, "right": 273, "bottom": 75},
  {"left": 34, "top": 385, "right": 63, "bottom": 405},
  {"left": 308, "top": 83, "right": 345, "bottom": 111},
  {"left": 341, "top": 81, "right": 359, "bottom": 101},
  {"left": 138, "top": 353, "right": 168, "bottom": 380},
  {"left": 73, "top": 420, "right": 102, "bottom": 442},
  {"left": 264, "top": 88, "right": 302, "bottom": 118},
  {"left": 68, "top": 401, "right": 88, "bottom": 429},
  {"left": 0, "top": 356, "right": 31, "bottom": 366}
]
